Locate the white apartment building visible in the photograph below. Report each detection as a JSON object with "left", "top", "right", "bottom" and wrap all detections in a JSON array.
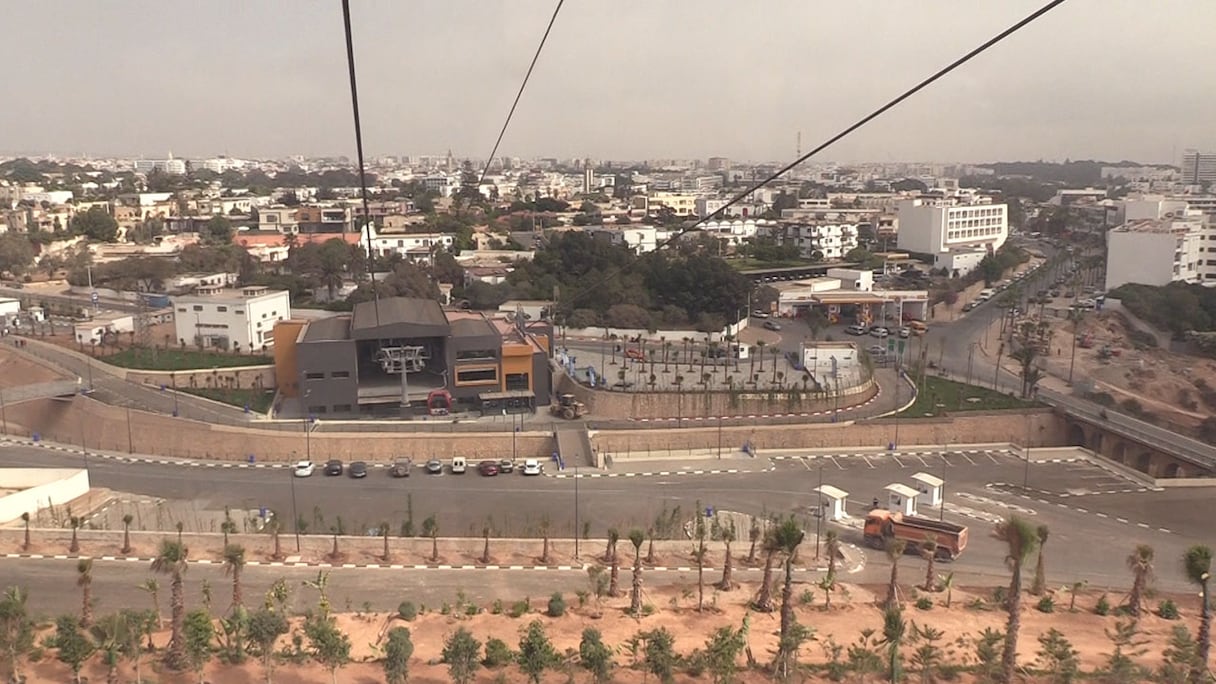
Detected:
[
  {"left": 1105, "top": 218, "right": 1204, "bottom": 291},
  {"left": 1181, "top": 150, "right": 1216, "bottom": 186},
  {"left": 648, "top": 192, "right": 698, "bottom": 216},
  {"left": 359, "top": 227, "right": 454, "bottom": 263},
  {"left": 702, "top": 219, "right": 768, "bottom": 247},
  {"left": 896, "top": 198, "right": 1007, "bottom": 275},
  {"left": 582, "top": 225, "right": 659, "bottom": 253},
  {"left": 172, "top": 285, "right": 291, "bottom": 352},
  {"left": 776, "top": 222, "right": 859, "bottom": 260},
  {"left": 133, "top": 157, "right": 186, "bottom": 175}
]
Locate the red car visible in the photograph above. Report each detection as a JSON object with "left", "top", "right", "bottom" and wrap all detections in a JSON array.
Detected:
[{"left": 477, "top": 460, "right": 500, "bottom": 477}]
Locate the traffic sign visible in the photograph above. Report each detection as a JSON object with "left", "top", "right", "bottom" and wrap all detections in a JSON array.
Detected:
[
  {"left": 887, "top": 338, "right": 895, "bottom": 352},
  {"left": 90, "top": 291, "right": 99, "bottom": 303},
  {"left": 897, "top": 340, "right": 905, "bottom": 354}
]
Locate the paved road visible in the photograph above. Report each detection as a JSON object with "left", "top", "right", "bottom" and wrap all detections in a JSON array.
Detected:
[{"left": 2, "top": 441, "right": 1206, "bottom": 596}]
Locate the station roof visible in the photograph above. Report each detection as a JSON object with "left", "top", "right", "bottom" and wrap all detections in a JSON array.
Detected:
[
  {"left": 351, "top": 297, "right": 450, "bottom": 340},
  {"left": 910, "top": 472, "right": 944, "bottom": 488},
  {"left": 884, "top": 483, "right": 919, "bottom": 498},
  {"left": 813, "top": 484, "right": 849, "bottom": 500}
]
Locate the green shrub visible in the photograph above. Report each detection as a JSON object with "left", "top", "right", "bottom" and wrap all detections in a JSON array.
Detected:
[
  {"left": 483, "top": 637, "right": 514, "bottom": 668},
  {"left": 799, "top": 589, "right": 815, "bottom": 606},
  {"left": 508, "top": 598, "right": 530, "bottom": 619},
  {"left": 465, "top": 604, "right": 479, "bottom": 617},
  {"left": 397, "top": 601, "right": 417, "bottom": 621},
  {"left": 491, "top": 598, "right": 503, "bottom": 615},
  {"left": 641, "top": 604, "right": 656, "bottom": 617},
  {"left": 1036, "top": 596, "right": 1055, "bottom": 613},
  {"left": 915, "top": 597, "right": 933, "bottom": 611},
  {"left": 683, "top": 648, "right": 707, "bottom": 677},
  {"left": 547, "top": 592, "right": 566, "bottom": 618},
  {"left": 1095, "top": 593, "right": 1111, "bottom": 616},
  {"left": 1158, "top": 599, "right": 1180, "bottom": 620},
  {"left": 440, "top": 602, "right": 451, "bottom": 615}
]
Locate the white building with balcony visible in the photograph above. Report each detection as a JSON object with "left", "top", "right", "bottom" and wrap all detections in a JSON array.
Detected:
[
  {"left": 1105, "top": 218, "right": 1205, "bottom": 291},
  {"left": 776, "top": 222, "right": 859, "bottom": 260},
  {"left": 358, "top": 227, "right": 455, "bottom": 264},
  {"left": 896, "top": 198, "right": 1007, "bottom": 275},
  {"left": 171, "top": 285, "right": 291, "bottom": 352}
]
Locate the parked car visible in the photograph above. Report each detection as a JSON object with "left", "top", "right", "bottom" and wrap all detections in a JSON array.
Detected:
[
  {"left": 348, "top": 461, "right": 368, "bottom": 479},
  {"left": 522, "top": 459, "right": 542, "bottom": 476},
  {"left": 846, "top": 324, "right": 867, "bottom": 336},
  {"left": 450, "top": 456, "right": 467, "bottom": 474},
  {"left": 425, "top": 459, "right": 443, "bottom": 474},
  {"left": 293, "top": 461, "right": 315, "bottom": 478},
  {"left": 869, "top": 327, "right": 889, "bottom": 338},
  {"left": 898, "top": 327, "right": 911, "bottom": 338},
  {"left": 497, "top": 459, "right": 515, "bottom": 474},
  {"left": 389, "top": 459, "right": 412, "bottom": 478},
  {"left": 324, "top": 459, "right": 343, "bottom": 476},
  {"left": 867, "top": 344, "right": 886, "bottom": 356},
  {"left": 477, "top": 460, "right": 500, "bottom": 476},
  {"left": 751, "top": 310, "right": 769, "bottom": 319},
  {"left": 962, "top": 302, "right": 976, "bottom": 312},
  {"left": 763, "top": 320, "right": 782, "bottom": 331}
]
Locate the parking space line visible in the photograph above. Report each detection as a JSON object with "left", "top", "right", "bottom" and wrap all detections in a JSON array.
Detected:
[
  {"left": 862, "top": 456, "right": 875, "bottom": 469},
  {"left": 962, "top": 453, "right": 977, "bottom": 465},
  {"left": 915, "top": 455, "right": 929, "bottom": 467},
  {"left": 799, "top": 459, "right": 813, "bottom": 471},
  {"left": 829, "top": 456, "right": 845, "bottom": 471},
  {"left": 892, "top": 456, "right": 905, "bottom": 468},
  {"left": 986, "top": 452, "right": 1001, "bottom": 464}
]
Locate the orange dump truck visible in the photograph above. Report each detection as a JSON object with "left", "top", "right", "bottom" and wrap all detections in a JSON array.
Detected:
[{"left": 863, "top": 509, "right": 969, "bottom": 561}]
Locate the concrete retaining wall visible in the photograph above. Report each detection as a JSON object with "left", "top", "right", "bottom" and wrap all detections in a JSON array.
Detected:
[
  {"left": 0, "top": 468, "right": 89, "bottom": 523},
  {"left": 127, "top": 365, "right": 276, "bottom": 391}
]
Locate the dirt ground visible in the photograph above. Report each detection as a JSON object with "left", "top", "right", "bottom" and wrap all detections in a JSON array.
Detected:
[
  {"left": 0, "top": 348, "right": 63, "bottom": 388},
  {"left": 14, "top": 577, "right": 1204, "bottom": 684},
  {"left": 1039, "top": 309, "right": 1216, "bottom": 430}
]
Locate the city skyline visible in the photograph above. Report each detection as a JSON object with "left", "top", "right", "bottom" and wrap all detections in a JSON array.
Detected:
[{"left": 2, "top": 1, "right": 1214, "bottom": 163}]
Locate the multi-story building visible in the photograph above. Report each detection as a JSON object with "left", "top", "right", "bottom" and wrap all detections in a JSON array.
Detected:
[
  {"left": 359, "top": 227, "right": 455, "bottom": 263},
  {"left": 1105, "top": 218, "right": 1204, "bottom": 291},
  {"left": 258, "top": 206, "right": 299, "bottom": 234},
  {"left": 171, "top": 285, "right": 291, "bottom": 352},
  {"left": 582, "top": 224, "right": 659, "bottom": 253},
  {"left": 1181, "top": 149, "right": 1216, "bottom": 186},
  {"left": 295, "top": 205, "right": 353, "bottom": 234},
  {"left": 896, "top": 198, "right": 1008, "bottom": 275},
  {"left": 775, "top": 221, "right": 859, "bottom": 260},
  {"left": 276, "top": 297, "right": 553, "bottom": 416},
  {"left": 133, "top": 156, "right": 187, "bottom": 175},
  {"left": 647, "top": 192, "right": 698, "bottom": 216}
]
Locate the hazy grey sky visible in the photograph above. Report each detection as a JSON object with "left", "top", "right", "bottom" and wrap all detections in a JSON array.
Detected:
[{"left": 2, "top": 1, "right": 1212, "bottom": 164}]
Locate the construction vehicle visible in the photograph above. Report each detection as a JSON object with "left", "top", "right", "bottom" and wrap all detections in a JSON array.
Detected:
[
  {"left": 549, "top": 393, "right": 588, "bottom": 420},
  {"left": 862, "top": 509, "right": 969, "bottom": 561}
]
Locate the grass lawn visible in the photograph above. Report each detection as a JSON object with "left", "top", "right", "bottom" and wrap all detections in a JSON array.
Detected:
[
  {"left": 182, "top": 387, "right": 276, "bottom": 413},
  {"left": 729, "top": 258, "right": 811, "bottom": 271},
  {"left": 899, "top": 374, "right": 1038, "bottom": 417},
  {"left": 103, "top": 347, "right": 272, "bottom": 370}
]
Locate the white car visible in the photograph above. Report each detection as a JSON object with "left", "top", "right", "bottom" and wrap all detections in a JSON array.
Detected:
[
  {"left": 751, "top": 310, "right": 769, "bottom": 319},
  {"left": 293, "top": 461, "right": 315, "bottom": 478},
  {"left": 521, "top": 459, "right": 542, "bottom": 476}
]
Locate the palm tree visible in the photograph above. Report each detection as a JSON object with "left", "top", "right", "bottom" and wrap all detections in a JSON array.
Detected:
[
  {"left": 222, "top": 543, "right": 245, "bottom": 611},
  {"left": 120, "top": 514, "right": 134, "bottom": 555},
  {"left": 993, "top": 515, "right": 1039, "bottom": 684},
  {"left": 628, "top": 529, "right": 644, "bottom": 617},
  {"left": 139, "top": 579, "right": 162, "bottom": 633},
  {"left": 150, "top": 538, "right": 189, "bottom": 670},
  {"left": 824, "top": 530, "right": 840, "bottom": 579},
  {"left": 746, "top": 518, "right": 761, "bottom": 564},
  {"left": 756, "top": 340, "right": 767, "bottom": 373},
  {"left": 941, "top": 572, "right": 956, "bottom": 609},
  {"left": 269, "top": 518, "right": 284, "bottom": 561},
  {"left": 774, "top": 517, "right": 806, "bottom": 675},
  {"left": 920, "top": 536, "right": 939, "bottom": 592},
  {"left": 1183, "top": 544, "right": 1212, "bottom": 682},
  {"left": 716, "top": 522, "right": 736, "bottom": 591},
  {"left": 1126, "top": 544, "right": 1154, "bottom": 619},
  {"left": 20, "top": 512, "right": 30, "bottom": 551},
  {"left": 539, "top": 516, "right": 552, "bottom": 565},
  {"left": 220, "top": 515, "right": 237, "bottom": 549},
  {"left": 752, "top": 526, "right": 780, "bottom": 612},
  {"left": 422, "top": 515, "right": 439, "bottom": 562},
  {"left": 480, "top": 525, "right": 491, "bottom": 564},
  {"left": 606, "top": 528, "right": 621, "bottom": 597},
  {"left": 1031, "top": 525, "right": 1049, "bottom": 596},
  {"left": 76, "top": 558, "right": 93, "bottom": 627},
  {"left": 69, "top": 515, "right": 81, "bottom": 553},
  {"left": 884, "top": 538, "right": 908, "bottom": 609}
]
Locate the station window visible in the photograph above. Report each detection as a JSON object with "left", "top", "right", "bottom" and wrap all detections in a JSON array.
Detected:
[
  {"left": 331, "top": 371, "right": 350, "bottom": 379},
  {"left": 505, "top": 372, "right": 530, "bottom": 391},
  {"left": 456, "top": 349, "right": 497, "bottom": 360},
  {"left": 456, "top": 367, "right": 497, "bottom": 384},
  {"left": 307, "top": 405, "right": 327, "bottom": 414},
  {"left": 333, "top": 404, "right": 351, "bottom": 413},
  {"left": 304, "top": 372, "right": 324, "bottom": 380}
]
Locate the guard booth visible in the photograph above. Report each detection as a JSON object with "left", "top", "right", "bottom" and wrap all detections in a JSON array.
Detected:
[
  {"left": 911, "top": 472, "right": 944, "bottom": 507},
  {"left": 813, "top": 484, "right": 850, "bottom": 521},
  {"left": 884, "top": 483, "right": 919, "bottom": 517}
]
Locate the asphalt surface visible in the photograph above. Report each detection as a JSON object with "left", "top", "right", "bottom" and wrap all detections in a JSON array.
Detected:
[{"left": 2, "top": 440, "right": 1208, "bottom": 600}]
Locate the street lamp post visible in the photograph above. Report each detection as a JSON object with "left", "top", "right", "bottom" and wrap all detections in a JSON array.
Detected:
[
  {"left": 815, "top": 464, "right": 823, "bottom": 560},
  {"left": 289, "top": 451, "right": 302, "bottom": 552},
  {"left": 125, "top": 406, "right": 133, "bottom": 454},
  {"left": 1023, "top": 413, "right": 1032, "bottom": 490},
  {"left": 0, "top": 387, "right": 7, "bottom": 436},
  {"left": 573, "top": 465, "right": 580, "bottom": 560},
  {"left": 716, "top": 415, "right": 722, "bottom": 459}
]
